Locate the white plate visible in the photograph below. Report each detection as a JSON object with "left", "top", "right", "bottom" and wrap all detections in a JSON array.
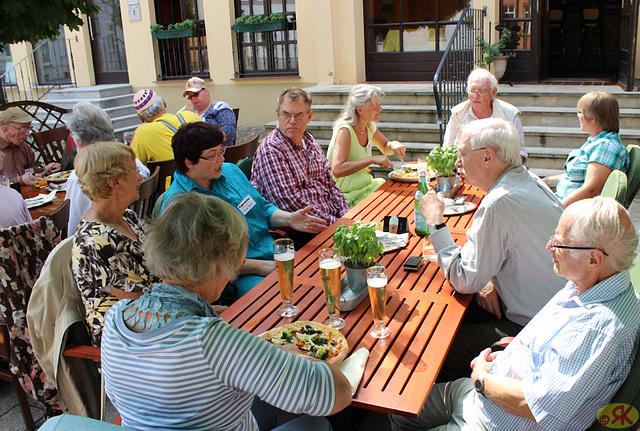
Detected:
[
  {"left": 25, "top": 190, "right": 57, "bottom": 209},
  {"left": 443, "top": 201, "right": 477, "bottom": 216}
]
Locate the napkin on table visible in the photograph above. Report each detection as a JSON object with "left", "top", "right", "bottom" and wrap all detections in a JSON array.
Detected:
[{"left": 336, "top": 347, "right": 369, "bottom": 395}]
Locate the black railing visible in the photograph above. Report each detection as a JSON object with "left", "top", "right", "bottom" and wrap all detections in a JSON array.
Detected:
[
  {"left": 154, "top": 24, "right": 209, "bottom": 80},
  {"left": 0, "top": 38, "right": 75, "bottom": 105},
  {"left": 433, "top": 7, "right": 486, "bottom": 145}
]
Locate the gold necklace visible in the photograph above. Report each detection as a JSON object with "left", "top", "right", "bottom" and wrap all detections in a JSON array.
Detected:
[{"left": 355, "top": 124, "right": 366, "bottom": 135}]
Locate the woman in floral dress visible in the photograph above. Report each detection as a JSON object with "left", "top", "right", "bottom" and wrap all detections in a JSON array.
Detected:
[{"left": 72, "top": 141, "right": 159, "bottom": 346}]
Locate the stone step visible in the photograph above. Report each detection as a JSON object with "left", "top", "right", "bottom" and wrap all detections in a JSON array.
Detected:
[
  {"left": 43, "top": 93, "right": 135, "bottom": 110},
  {"left": 310, "top": 104, "right": 640, "bottom": 129},
  {"left": 110, "top": 113, "right": 141, "bottom": 131},
  {"left": 103, "top": 104, "right": 138, "bottom": 120},
  {"left": 46, "top": 84, "right": 133, "bottom": 100}
]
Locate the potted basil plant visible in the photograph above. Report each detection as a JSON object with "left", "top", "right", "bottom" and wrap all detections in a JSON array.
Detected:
[
  {"left": 333, "top": 221, "right": 384, "bottom": 296},
  {"left": 427, "top": 145, "right": 459, "bottom": 195}
]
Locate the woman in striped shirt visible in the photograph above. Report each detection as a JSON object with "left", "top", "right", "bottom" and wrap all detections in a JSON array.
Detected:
[{"left": 101, "top": 193, "right": 352, "bottom": 430}]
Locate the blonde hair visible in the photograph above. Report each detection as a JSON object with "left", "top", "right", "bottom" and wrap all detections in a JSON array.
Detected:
[
  {"left": 74, "top": 141, "right": 136, "bottom": 200},
  {"left": 145, "top": 193, "right": 248, "bottom": 285},
  {"left": 577, "top": 92, "right": 619, "bottom": 133}
]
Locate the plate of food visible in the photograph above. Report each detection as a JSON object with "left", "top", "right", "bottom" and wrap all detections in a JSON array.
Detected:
[
  {"left": 46, "top": 170, "right": 72, "bottom": 183},
  {"left": 389, "top": 165, "right": 419, "bottom": 182},
  {"left": 260, "top": 321, "right": 348, "bottom": 365},
  {"left": 25, "top": 190, "right": 57, "bottom": 209},
  {"left": 443, "top": 201, "right": 477, "bottom": 216}
]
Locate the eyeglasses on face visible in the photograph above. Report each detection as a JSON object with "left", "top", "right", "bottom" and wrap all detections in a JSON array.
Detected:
[
  {"left": 278, "top": 110, "right": 308, "bottom": 122},
  {"left": 199, "top": 147, "right": 226, "bottom": 161},
  {"left": 457, "top": 147, "right": 487, "bottom": 159},
  {"left": 6, "top": 124, "right": 32, "bottom": 134},
  {"left": 187, "top": 91, "right": 203, "bottom": 100},
  {"left": 467, "top": 88, "right": 490, "bottom": 95},
  {"left": 548, "top": 235, "right": 609, "bottom": 256}
]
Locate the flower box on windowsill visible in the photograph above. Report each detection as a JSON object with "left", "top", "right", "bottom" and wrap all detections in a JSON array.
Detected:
[
  {"left": 152, "top": 28, "right": 198, "bottom": 39},
  {"left": 232, "top": 20, "right": 288, "bottom": 33}
]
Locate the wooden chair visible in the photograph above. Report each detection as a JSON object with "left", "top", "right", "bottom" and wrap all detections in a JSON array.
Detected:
[
  {"left": 128, "top": 167, "right": 159, "bottom": 221},
  {"left": 232, "top": 107, "right": 240, "bottom": 146},
  {"left": 600, "top": 170, "right": 628, "bottom": 206},
  {"left": 32, "top": 126, "right": 70, "bottom": 165},
  {"left": 0, "top": 101, "right": 71, "bottom": 167},
  {"left": 225, "top": 133, "right": 260, "bottom": 164},
  {"left": 47, "top": 199, "right": 71, "bottom": 239},
  {"left": 146, "top": 159, "right": 175, "bottom": 195},
  {"left": 625, "top": 145, "right": 640, "bottom": 207}
]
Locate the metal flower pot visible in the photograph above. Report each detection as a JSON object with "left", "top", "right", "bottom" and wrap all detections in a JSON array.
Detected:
[{"left": 436, "top": 176, "right": 457, "bottom": 196}]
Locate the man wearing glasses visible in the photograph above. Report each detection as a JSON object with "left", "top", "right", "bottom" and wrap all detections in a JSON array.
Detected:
[
  {"left": 419, "top": 118, "right": 565, "bottom": 382},
  {"left": 180, "top": 76, "right": 236, "bottom": 146},
  {"left": 0, "top": 107, "right": 60, "bottom": 185},
  {"left": 392, "top": 196, "right": 640, "bottom": 431},
  {"left": 251, "top": 88, "right": 349, "bottom": 247},
  {"left": 443, "top": 68, "right": 527, "bottom": 163}
]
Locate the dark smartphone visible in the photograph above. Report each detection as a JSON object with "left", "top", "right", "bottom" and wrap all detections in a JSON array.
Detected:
[{"left": 403, "top": 255, "right": 423, "bottom": 271}]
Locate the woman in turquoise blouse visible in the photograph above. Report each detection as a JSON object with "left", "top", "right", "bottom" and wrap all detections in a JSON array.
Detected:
[{"left": 327, "top": 85, "right": 406, "bottom": 207}]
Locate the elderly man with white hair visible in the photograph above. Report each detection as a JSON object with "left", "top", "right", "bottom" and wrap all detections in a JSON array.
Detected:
[
  {"left": 391, "top": 196, "right": 640, "bottom": 431},
  {"left": 130, "top": 89, "right": 201, "bottom": 164},
  {"left": 64, "top": 101, "right": 151, "bottom": 234},
  {"left": 421, "top": 118, "right": 565, "bottom": 382},
  {"left": 444, "top": 68, "right": 527, "bottom": 162}
]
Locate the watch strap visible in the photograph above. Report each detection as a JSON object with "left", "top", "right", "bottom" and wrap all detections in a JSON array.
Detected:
[{"left": 429, "top": 222, "right": 447, "bottom": 233}]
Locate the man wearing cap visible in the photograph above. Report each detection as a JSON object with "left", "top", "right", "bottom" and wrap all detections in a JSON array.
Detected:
[
  {"left": 0, "top": 107, "right": 60, "bottom": 185},
  {"left": 180, "top": 77, "right": 236, "bottom": 146},
  {"left": 130, "top": 89, "right": 202, "bottom": 164}
]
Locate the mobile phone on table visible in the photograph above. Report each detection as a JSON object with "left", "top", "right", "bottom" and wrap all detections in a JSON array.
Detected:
[{"left": 403, "top": 255, "right": 423, "bottom": 271}]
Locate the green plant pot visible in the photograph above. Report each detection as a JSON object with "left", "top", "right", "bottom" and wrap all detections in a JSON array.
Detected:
[
  {"left": 232, "top": 20, "right": 288, "bottom": 33},
  {"left": 151, "top": 28, "right": 198, "bottom": 39}
]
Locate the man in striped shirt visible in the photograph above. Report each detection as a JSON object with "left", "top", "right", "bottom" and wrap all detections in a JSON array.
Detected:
[
  {"left": 420, "top": 118, "right": 566, "bottom": 382},
  {"left": 391, "top": 196, "right": 640, "bottom": 431}
]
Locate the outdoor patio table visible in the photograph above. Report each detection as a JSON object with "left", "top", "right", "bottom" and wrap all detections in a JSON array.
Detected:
[
  {"left": 220, "top": 178, "right": 486, "bottom": 417},
  {"left": 22, "top": 185, "right": 66, "bottom": 220}
]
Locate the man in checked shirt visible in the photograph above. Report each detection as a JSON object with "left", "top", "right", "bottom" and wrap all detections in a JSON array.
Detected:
[{"left": 251, "top": 88, "right": 349, "bottom": 247}]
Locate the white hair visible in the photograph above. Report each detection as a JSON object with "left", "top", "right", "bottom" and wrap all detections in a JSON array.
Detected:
[
  {"left": 333, "top": 84, "right": 384, "bottom": 128},
  {"left": 462, "top": 118, "right": 521, "bottom": 167},
  {"left": 67, "top": 102, "right": 114, "bottom": 145},
  {"left": 566, "top": 196, "right": 638, "bottom": 272},
  {"left": 138, "top": 94, "right": 166, "bottom": 121},
  {"left": 468, "top": 68, "right": 498, "bottom": 91}
]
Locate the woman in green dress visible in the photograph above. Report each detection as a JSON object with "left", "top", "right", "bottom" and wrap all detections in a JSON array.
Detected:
[{"left": 327, "top": 84, "right": 406, "bottom": 207}]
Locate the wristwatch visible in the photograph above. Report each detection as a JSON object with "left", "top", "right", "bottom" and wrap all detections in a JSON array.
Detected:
[
  {"left": 475, "top": 372, "right": 488, "bottom": 396},
  {"left": 428, "top": 223, "right": 447, "bottom": 233}
]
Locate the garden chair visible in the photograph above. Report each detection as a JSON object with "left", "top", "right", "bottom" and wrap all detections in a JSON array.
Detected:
[
  {"left": 225, "top": 133, "right": 260, "bottom": 164},
  {"left": 128, "top": 166, "right": 159, "bottom": 221},
  {"left": 146, "top": 159, "right": 175, "bottom": 195},
  {"left": 600, "top": 170, "right": 627, "bottom": 206},
  {"left": 625, "top": 145, "right": 640, "bottom": 207}
]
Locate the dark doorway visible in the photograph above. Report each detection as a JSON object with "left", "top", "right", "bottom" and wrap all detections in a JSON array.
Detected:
[
  {"left": 90, "top": 0, "right": 129, "bottom": 84},
  {"left": 499, "top": 0, "right": 538, "bottom": 83},
  {"left": 541, "top": 0, "right": 621, "bottom": 82},
  {"left": 364, "top": 0, "right": 471, "bottom": 81}
]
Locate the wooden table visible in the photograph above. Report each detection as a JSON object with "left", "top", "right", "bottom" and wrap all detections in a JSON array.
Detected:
[
  {"left": 21, "top": 185, "right": 66, "bottom": 219},
  {"left": 220, "top": 179, "right": 485, "bottom": 417}
]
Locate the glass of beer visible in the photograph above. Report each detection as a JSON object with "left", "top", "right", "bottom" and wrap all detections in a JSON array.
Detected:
[
  {"left": 318, "top": 248, "right": 345, "bottom": 329},
  {"left": 273, "top": 238, "right": 299, "bottom": 317},
  {"left": 367, "top": 264, "right": 391, "bottom": 338}
]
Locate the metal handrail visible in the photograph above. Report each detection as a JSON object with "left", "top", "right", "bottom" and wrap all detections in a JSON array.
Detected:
[
  {"left": 433, "top": 7, "right": 486, "bottom": 145},
  {"left": 0, "top": 38, "right": 75, "bottom": 105}
]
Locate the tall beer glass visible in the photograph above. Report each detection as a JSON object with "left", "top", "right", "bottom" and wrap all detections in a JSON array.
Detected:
[
  {"left": 318, "top": 248, "right": 345, "bottom": 329},
  {"left": 367, "top": 264, "right": 391, "bottom": 338},
  {"left": 273, "top": 238, "right": 299, "bottom": 317}
]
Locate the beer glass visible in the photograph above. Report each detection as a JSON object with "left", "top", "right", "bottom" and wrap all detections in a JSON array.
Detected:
[
  {"left": 367, "top": 264, "right": 391, "bottom": 338},
  {"left": 273, "top": 238, "right": 299, "bottom": 317},
  {"left": 318, "top": 248, "right": 345, "bottom": 329}
]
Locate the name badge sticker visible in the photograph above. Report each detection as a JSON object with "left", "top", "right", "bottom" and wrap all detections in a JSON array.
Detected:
[{"left": 238, "top": 195, "right": 256, "bottom": 215}]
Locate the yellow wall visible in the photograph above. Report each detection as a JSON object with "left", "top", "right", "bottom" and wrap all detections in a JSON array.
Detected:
[{"left": 63, "top": 23, "right": 94, "bottom": 87}]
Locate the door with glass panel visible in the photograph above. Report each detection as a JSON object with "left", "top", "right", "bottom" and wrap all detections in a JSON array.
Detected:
[
  {"left": 89, "top": 0, "right": 129, "bottom": 84},
  {"left": 364, "top": 0, "right": 471, "bottom": 81}
]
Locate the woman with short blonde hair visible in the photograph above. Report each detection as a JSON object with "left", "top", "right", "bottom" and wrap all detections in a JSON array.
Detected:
[{"left": 72, "top": 141, "right": 159, "bottom": 346}]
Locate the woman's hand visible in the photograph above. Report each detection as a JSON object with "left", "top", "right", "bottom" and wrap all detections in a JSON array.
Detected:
[
  {"left": 288, "top": 206, "right": 327, "bottom": 233},
  {"left": 372, "top": 155, "right": 393, "bottom": 169},
  {"left": 388, "top": 141, "right": 406, "bottom": 161}
]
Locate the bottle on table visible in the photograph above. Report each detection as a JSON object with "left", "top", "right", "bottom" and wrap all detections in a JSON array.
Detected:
[{"left": 415, "top": 169, "right": 430, "bottom": 236}]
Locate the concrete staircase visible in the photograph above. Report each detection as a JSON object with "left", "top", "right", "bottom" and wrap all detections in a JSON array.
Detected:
[
  {"left": 43, "top": 84, "right": 141, "bottom": 139},
  {"left": 266, "top": 84, "right": 640, "bottom": 177}
]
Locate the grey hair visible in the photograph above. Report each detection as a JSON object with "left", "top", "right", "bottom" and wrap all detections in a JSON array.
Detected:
[
  {"left": 566, "top": 196, "right": 638, "bottom": 272},
  {"left": 145, "top": 193, "right": 249, "bottom": 286},
  {"left": 334, "top": 84, "right": 384, "bottom": 128},
  {"left": 462, "top": 118, "right": 521, "bottom": 167},
  {"left": 67, "top": 102, "right": 114, "bottom": 146},
  {"left": 138, "top": 93, "right": 166, "bottom": 121},
  {"left": 277, "top": 88, "right": 312, "bottom": 110},
  {"left": 468, "top": 68, "right": 498, "bottom": 91}
]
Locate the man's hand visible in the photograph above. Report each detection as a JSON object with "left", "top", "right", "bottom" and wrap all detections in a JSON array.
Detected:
[
  {"left": 470, "top": 348, "right": 499, "bottom": 376},
  {"left": 476, "top": 281, "right": 502, "bottom": 319},
  {"left": 43, "top": 162, "right": 61, "bottom": 174},
  {"left": 240, "top": 258, "right": 276, "bottom": 276},
  {"left": 288, "top": 206, "right": 327, "bottom": 233},
  {"left": 419, "top": 190, "right": 446, "bottom": 225},
  {"left": 389, "top": 141, "right": 406, "bottom": 161}
]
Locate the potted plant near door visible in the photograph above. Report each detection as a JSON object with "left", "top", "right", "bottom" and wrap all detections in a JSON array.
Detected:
[
  {"left": 333, "top": 221, "right": 384, "bottom": 299},
  {"left": 427, "top": 144, "right": 459, "bottom": 196},
  {"left": 477, "top": 24, "right": 521, "bottom": 80}
]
